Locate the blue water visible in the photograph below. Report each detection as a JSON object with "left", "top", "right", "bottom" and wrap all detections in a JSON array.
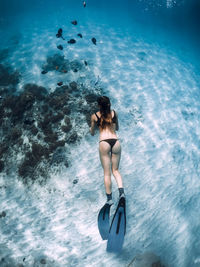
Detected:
[{"left": 0, "top": 1, "right": 200, "bottom": 266}]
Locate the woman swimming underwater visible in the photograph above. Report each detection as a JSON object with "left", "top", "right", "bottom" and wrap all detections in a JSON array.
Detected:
[{"left": 90, "top": 96, "right": 125, "bottom": 204}]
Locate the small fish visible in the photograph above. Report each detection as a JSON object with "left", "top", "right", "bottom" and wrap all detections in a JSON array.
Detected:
[
  {"left": 41, "top": 70, "right": 48, "bottom": 74},
  {"left": 83, "top": 1, "right": 86, "bottom": 8},
  {"left": 57, "top": 45, "right": 63, "bottom": 50},
  {"left": 71, "top": 20, "right": 77, "bottom": 25},
  {"left": 84, "top": 60, "right": 88, "bottom": 66},
  {"left": 68, "top": 39, "right": 76, "bottom": 44},
  {"left": 55, "top": 66, "right": 59, "bottom": 70},
  {"left": 57, "top": 82, "right": 63, "bottom": 86},
  {"left": 91, "top": 37, "right": 97, "bottom": 45},
  {"left": 56, "top": 28, "right": 65, "bottom": 40},
  {"left": 77, "top": 33, "right": 83, "bottom": 38}
]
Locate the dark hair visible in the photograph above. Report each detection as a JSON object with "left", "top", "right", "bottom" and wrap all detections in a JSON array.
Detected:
[{"left": 97, "top": 96, "right": 113, "bottom": 130}]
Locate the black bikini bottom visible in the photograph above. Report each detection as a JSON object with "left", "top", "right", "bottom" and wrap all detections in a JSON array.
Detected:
[{"left": 99, "top": 138, "right": 118, "bottom": 150}]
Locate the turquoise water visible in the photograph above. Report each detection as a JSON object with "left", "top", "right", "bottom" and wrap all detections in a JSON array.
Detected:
[{"left": 0, "top": 1, "right": 200, "bottom": 266}]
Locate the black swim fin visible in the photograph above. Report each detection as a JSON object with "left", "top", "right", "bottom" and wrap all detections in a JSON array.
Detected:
[
  {"left": 98, "top": 203, "right": 112, "bottom": 240},
  {"left": 107, "top": 196, "right": 126, "bottom": 253}
]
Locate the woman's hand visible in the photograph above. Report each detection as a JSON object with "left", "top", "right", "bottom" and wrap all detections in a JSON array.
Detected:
[{"left": 90, "top": 127, "right": 94, "bottom": 136}]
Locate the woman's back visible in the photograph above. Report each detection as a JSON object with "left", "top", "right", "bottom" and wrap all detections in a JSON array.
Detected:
[{"left": 94, "top": 110, "right": 118, "bottom": 140}]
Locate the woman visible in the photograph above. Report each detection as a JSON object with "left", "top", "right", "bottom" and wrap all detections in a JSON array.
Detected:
[{"left": 90, "top": 96, "right": 125, "bottom": 204}]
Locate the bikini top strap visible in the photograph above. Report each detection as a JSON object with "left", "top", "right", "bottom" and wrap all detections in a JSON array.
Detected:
[{"left": 95, "top": 112, "right": 99, "bottom": 119}]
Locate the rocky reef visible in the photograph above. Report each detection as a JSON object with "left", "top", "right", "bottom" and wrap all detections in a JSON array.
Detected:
[{"left": 0, "top": 60, "right": 104, "bottom": 184}]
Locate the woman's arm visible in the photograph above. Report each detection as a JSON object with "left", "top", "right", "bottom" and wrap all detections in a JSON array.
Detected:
[
  {"left": 90, "top": 114, "right": 96, "bottom": 136},
  {"left": 115, "top": 111, "right": 119, "bottom": 131}
]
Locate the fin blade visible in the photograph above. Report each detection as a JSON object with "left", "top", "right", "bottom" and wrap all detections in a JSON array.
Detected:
[
  {"left": 98, "top": 204, "right": 111, "bottom": 240},
  {"left": 107, "top": 197, "right": 126, "bottom": 252}
]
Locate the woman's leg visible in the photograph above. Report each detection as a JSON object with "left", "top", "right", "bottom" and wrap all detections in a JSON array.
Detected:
[
  {"left": 111, "top": 141, "right": 123, "bottom": 188},
  {"left": 99, "top": 142, "right": 112, "bottom": 194}
]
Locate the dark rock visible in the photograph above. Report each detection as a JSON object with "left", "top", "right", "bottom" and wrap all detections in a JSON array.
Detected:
[
  {"left": 40, "top": 259, "right": 46, "bottom": 264},
  {"left": 69, "top": 81, "right": 78, "bottom": 90},
  {"left": 0, "top": 160, "right": 4, "bottom": 172},
  {"left": 20, "top": 91, "right": 35, "bottom": 108},
  {"left": 43, "top": 126, "right": 53, "bottom": 137},
  {"left": 73, "top": 69, "right": 78, "bottom": 72},
  {"left": 25, "top": 152, "right": 40, "bottom": 167},
  {"left": 43, "top": 54, "right": 70, "bottom": 73},
  {"left": 0, "top": 49, "right": 9, "bottom": 62},
  {"left": 9, "top": 90, "right": 36, "bottom": 122},
  {"left": 0, "top": 143, "right": 9, "bottom": 157},
  {"left": 44, "top": 133, "right": 58, "bottom": 143},
  {"left": 0, "top": 211, "right": 6, "bottom": 218},
  {"left": 18, "top": 160, "right": 34, "bottom": 179},
  {"left": 53, "top": 85, "right": 69, "bottom": 96},
  {"left": 0, "top": 64, "right": 21, "bottom": 86},
  {"left": 48, "top": 140, "right": 65, "bottom": 153},
  {"left": 10, "top": 127, "right": 22, "bottom": 142},
  {"left": 41, "top": 70, "right": 48, "bottom": 74},
  {"left": 23, "top": 84, "right": 48, "bottom": 101},
  {"left": 38, "top": 117, "right": 52, "bottom": 133},
  {"left": 56, "top": 140, "right": 65, "bottom": 147},
  {"left": 84, "top": 60, "right": 88, "bottom": 66},
  {"left": 71, "top": 20, "right": 77, "bottom": 25},
  {"left": 63, "top": 107, "right": 71, "bottom": 115},
  {"left": 91, "top": 37, "right": 97, "bottom": 45},
  {"left": 0, "top": 87, "right": 11, "bottom": 99},
  {"left": 68, "top": 39, "right": 76, "bottom": 44},
  {"left": 77, "top": 33, "right": 83, "bottom": 38},
  {"left": 24, "top": 119, "right": 35, "bottom": 125},
  {"left": 85, "top": 93, "right": 98, "bottom": 104},
  {"left": 30, "top": 126, "right": 38, "bottom": 135},
  {"left": 32, "top": 143, "right": 49, "bottom": 160},
  {"left": 47, "top": 96, "right": 62, "bottom": 110},
  {"left": 50, "top": 94, "right": 69, "bottom": 110},
  {"left": 18, "top": 146, "right": 49, "bottom": 180},
  {"left": 0, "top": 106, "right": 4, "bottom": 120},
  {"left": 57, "top": 45, "right": 63, "bottom": 50},
  {"left": 57, "top": 82, "right": 63, "bottom": 86},
  {"left": 51, "top": 112, "right": 64, "bottom": 123},
  {"left": 51, "top": 147, "right": 66, "bottom": 165},
  {"left": 61, "top": 125, "right": 72, "bottom": 133},
  {"left": 42, "top": 104, "right": 49, "bottom": 113},
  {"left": 73, "top": 179, "right": 78, "bottom": 184},
  {"left": 2, "top": 95, "right": 18, "bottom": 110},
  {"left": 68, "top": 132, "right": 78, "bottom": 144},
  {"left": 64, "top": 161, "right": 69, "bottom": 168},
  {"left": 64, "top": 116, "right": 71, "bottom": 125},
  {"left": 43, "top": 114, "right": 52, "bottom": 126}
]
